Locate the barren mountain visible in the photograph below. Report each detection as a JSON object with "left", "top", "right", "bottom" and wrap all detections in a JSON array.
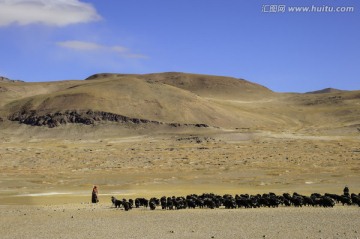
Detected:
[
  {"left": 0, "top": 72, "right": 359, "bottom": 136},
  {"left": 306, "top": 88, "right": 347, "bottom": 94},
  {"left": 1, "top": 72, "right": 360, "bottom": 206}
]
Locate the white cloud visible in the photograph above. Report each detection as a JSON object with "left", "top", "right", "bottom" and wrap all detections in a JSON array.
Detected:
[
  {"left": 111, "top": 46, "right": 128, "bottom": 53},
  {"left": 0, "top": 0, "right": 101, "bottom": 27},
  {"left": 57, "top": 40, "right": 149, "bottom": 59},
  {"left": 123, "top": 53, "right": 149, "bottom": 59},
  {"left": 57, "top": 41, "right": 103, "bottom": 51}
]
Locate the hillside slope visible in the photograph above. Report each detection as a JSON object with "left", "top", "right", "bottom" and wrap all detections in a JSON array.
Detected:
[
  {"left": 0, "top": 72, "right": 359, "bottom": 135},
  {"left": 306, "top": 88, "right": 347, "bottom": 94}
]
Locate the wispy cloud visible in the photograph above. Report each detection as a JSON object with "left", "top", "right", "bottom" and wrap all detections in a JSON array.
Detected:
[
  {"left": 57, "top": 40, "right": 149, "bottom": 59},
  {"left": 57, "top": 41, "right": 103, "bottom": 51},
  {"left": 0, "top": 0, "right": 101, "bottom": 27}
]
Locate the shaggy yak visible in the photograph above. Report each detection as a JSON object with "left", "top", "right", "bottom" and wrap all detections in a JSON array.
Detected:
[{"left": 111, "top": 196, "right": 122, "bottom": 208}]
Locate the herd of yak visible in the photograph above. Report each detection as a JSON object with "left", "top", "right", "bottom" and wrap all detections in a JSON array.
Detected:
[{"left": 110, "top": 189, "right": 360, "bottom": 211}]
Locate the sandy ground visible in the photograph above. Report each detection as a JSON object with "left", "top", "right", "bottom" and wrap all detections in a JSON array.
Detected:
[
  {"left": 0, "top": 130, "right": 359, "bottom": 238},
  {"left": 1, "top": 203, "right": 359, "bottom": 239}
]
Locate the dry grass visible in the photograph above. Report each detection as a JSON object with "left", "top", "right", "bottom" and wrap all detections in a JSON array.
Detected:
[{"left": 0, "top": 129, "right": 359, "bottom": 205}]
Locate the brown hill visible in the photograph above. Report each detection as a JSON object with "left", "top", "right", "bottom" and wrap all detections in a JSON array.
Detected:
[
  {"left": 85, "top": 72, "right": 272, "bottom": 99},
  {"left": 306, "top": 88, "right": 347, "bottom": 94},
  {"left": 0, "top": 72, "right": 359, "bottom": 136}
]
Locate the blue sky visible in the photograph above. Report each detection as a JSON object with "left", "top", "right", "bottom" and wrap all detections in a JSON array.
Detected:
[{"left": 0, "top": 0, "right": 359, "bottom": 92}]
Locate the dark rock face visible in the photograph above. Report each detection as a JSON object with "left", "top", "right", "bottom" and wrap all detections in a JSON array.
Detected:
[
  {"left": 8, "top": 110, "right": 160, "bottom": 128},
  {"left": 8, "top": 110, "right": 209, "bottom": 128},
  {"left": 0, "top": 117, "right": 3, "bottom": 122}
]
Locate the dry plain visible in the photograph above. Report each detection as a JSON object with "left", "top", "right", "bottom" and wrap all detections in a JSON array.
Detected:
[
  {"left": 1, "top": 128, "right": 359, "bottom": 238},
  {"left": 0, "top": 72, "right": 359, "bottom": 238},
  {"left": 0, "top": 129, "right": 360, "bottom": 205}
]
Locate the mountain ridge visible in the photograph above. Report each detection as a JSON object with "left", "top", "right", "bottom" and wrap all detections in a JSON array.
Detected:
[
  {"left": 0, "top": 76, "right": 24, "bottom": 83},
  {"left": 305, "top": 88, "right": 347, "bottom": 94},
  {"left": 0, "top": 72, "right": 359, "bottom": 135}
]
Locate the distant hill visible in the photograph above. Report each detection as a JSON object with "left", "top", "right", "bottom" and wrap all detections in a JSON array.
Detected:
[
  {"left": 0, "top": 72, "right": 359, "bottom": 136},
  {"left": 85, "top": 72, "right": 273, "bottom": 99},
  {"left": 1, "top": 72, "right": 274, "bottom": 128},
  {"left": 0, "top": 76, "right": 24, "bottom": 83},
  {"left": 305, "top": 88, "right": 346, "bottom": 94},
  {"left": 0, "top": 76, "right": 11, "bottom": 82}
]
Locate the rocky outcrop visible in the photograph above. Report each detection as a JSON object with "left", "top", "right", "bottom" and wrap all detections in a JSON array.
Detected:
[
  {"left": 8, "top": 110, "right": 209, "bottom": 128},
  {"left": 8, "top": 110, "right": 160, "bottom": 128}
]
